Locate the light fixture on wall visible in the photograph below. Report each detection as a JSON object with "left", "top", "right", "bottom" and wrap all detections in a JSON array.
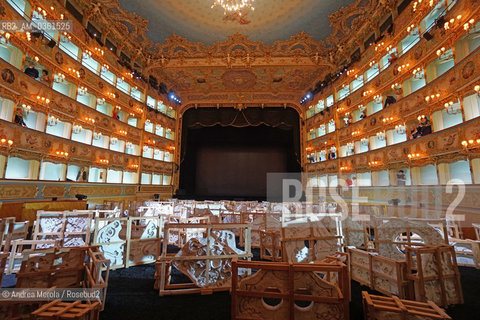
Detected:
[
  {"left": 118, "top": 130, "right": 127, "bottom": 136},
  {"left": 391, "top": 83, "right": 401, "bottom": 90},
  {"left": 412, "top": 67, "right": 424, "bottom": 79},
  {"left": 93, "top": 132, "right": 102, "bottom": 140},
  {"left": 368, "top": 160, "right": 381, "bottom": 167},
  {"left": 72, "top": 124, "right": 83, "bottom": 134},
  {"left": 55, "top": 151, "right": 69, "bottom": 158},
  {"left": 425, "top": 93, "right": 441, "bottom": 102},
  {"left": 361, "top": 137, "right": 369, "bottom": 146},
  {"left": 21, "top": 104, "right": 31, "bottom": 114},
  {"left": 47, "top": 115, "right": 58, "bottom": 126},
  {"left": 382, "top": 116, "right": 394, "bottom": 124},
  {"left": 1, "top": 32, "right": 11, "bottom": 43},
  {"left": 444, "top": 101, "right": 461, "bottom": 115},
  {"left": 54, "top": 73, "right": 65, "bottom": 83},
  {"left": 407, "top": 153, "right": 423, "bottom": 160},
  {"left": 436, "top": 47, "right": 453, "bottom": 61},
  {"left": 346, "top": 142, "right": 354, "bottom": 150},
  {"left": 84, "top": 117, "right": 95, "bottom": 124},
  {"left": 110, "top": 137, "right": 118, "bottom": 145},
  {"left": 0, "top": 138, "right": 14, "bottom": 150},
  {"left": 36, "top": 96, "right": 51, "bottom": 104},
  {"left": 351, "top": 130, "right": 361, "bottom": 137},
  {"left": 376, "top": 131, "right": 386, "bottom": 141},
  {"left": 97, "top": 98, "right": 105, "bottom": 105},
  {"left": 395, "top": 124, "right": 406, "bottom": 134},
  {"left": 98, "top": 159, "right": 109, "bottom": 165},
  {"left": 78, "top": 86, "right": 88, "bottom": 96},
  {"left": 374, "top": 95, "right": 382, "bottom": 104},
  {"left": 474, "top": 85, "right": 480, "bottom": 97},
  {"left": 461, "top": 139, "right": 480, "bottom": 149}
]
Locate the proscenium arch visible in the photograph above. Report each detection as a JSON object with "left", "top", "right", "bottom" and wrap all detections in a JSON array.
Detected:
[{"left": 171, "top": 103, "right": 305, "bottom": 195}]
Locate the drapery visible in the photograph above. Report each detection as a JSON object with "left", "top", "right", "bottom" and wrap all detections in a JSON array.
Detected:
[{"left": 180, "top": 107, "right": 301, "bottom": 166}]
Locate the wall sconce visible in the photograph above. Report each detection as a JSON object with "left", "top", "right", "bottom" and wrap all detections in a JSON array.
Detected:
[
  {"left": 347, "top": 69, "right": 355, "bottom": 76},
  {"left": 461, "top": 139, "right": 480, "bottom": 149},
  {"left": 101, "top": 64, "right": 109, "bottom": 73},
  {"left": 374, "top": 42, "right": 384, "bottom": 51},
  {"left": 369, "top": 61, "right": 376, "bottom": 67},
  {"left": 78, "top": 86, "right": 88, "bottom": 96},
  {"left": 84, "top": 117, "right": 95, "bottom": 124},
  {"left": 47, "top": 115, "right": 58, "bottom": 126},
  {"left": 62, "top": 32, "right": 71, "bottom": 42},
  {"left": 352, "top": 130, "right": 361, "bottom": 137},
  {"left": 136, "top": 107, "right": 144, "bottom": 114},
  {"left": 357, "top": 104, "right": 365, "bottom": 111},
  {"left": 93, "top": 132, "right": 103, "bottom": 140},
  {"left": 83, "top": 51, "right": 92, "bottom": 60},
  {"left": 412, "top": 67, "right": 424, "bottom": 79},
  {"left": 474, "top": 85, "right": 480, "bottom": 97},
  {"left": 36, "top": 6, "right": 47, "bottom": 17},
  {"left": 425, "top": 93, "right": 441, "bottom": 102},
  {"left": 376, "top": 131, "right": 386, "bottom": 141},
  {"left": 72, "top": 124, "right": 83, "bottom": 134},
  {"left": 361, "top": 137, "right": 369, "bottom": 146},
  {"left": 97, "top": 98, "right": 105, "bottom": 105},
  {"left": 94, "top": 47, "right": 104, "bottom": 56},
  {"left": 55, "top": 151, "right": 69, "bottom": 158},
  {"left": 373, "top": 95, "right": 382, "bottom": 104},
  {"left": 119, "top": 130, "right": 127, "bottom": 136},
  {"left": 397, "top": 63, "right": 410, "bottom": 72},
  {"left": 346, "top": 142, "right": 354, "bottom": 150},
  {"left": 67, "top": 67, "right": 80, "bottom": 78},
  {"left": 1, "top": 32, "right": 11, "bottom": 44},
  {"left": 305, "top": 147, "right": 313, "bottom": 152},
  {"left": 54, "top": 73, "right": 65, "bottom": 83},
  {"left": 368, "top": 161, "right": 381, "bottom": 166},
  {"left": 464, "top": 18, "right": 476, "bottom": 31},
  {"left": 107, "top": 92, "right": 116, "bottom": 99},
  {"left": 0, "top": 138, "right": 14, "bottom": 150},
  {"left": 129, "top": 164, "right": 139, "bottom": 170},
  {"left": 110, "top": 137, "right": 118, "bottom": 145},
  {"left": 406, "top": 24, "right": 416, "bottom": 33},
  {"left": 98, "top": 159, "right": 109, "bottom": 165},
  {"left": 444, "top": 101, "right": 461, "bottom": 115},
  {"left": 362, "top": 89, "right": 373, "bottom": 97},
  {"left": 391, "top": 83, "right": 401, "bottom": 90},
  {"left": 407, "top": 153, "right": 423, "bottom": 160},
  {"left": 37, "top": 96, "right": 51, "bottom": 104},
  {"left": 340, "top": 166, "right": 350, "bottom": 171},
  {"left": 382, "top": 117, "right": 394, "bottom": 124},
  {"left": 444, "top": 15, "right": 465, "bottom": 30},
  {"left": 21, "top": 104, "right": 31, "bottom": 114},
  {"left": 395, "top": 124, "right": 406, "bottom": 134},
  {"left": 436, "top": 47, "right": 453, "bottom": 61}
]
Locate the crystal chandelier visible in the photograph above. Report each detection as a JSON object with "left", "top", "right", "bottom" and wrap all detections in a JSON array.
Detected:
[{"left": 211, "top": 0, "right": 255, "bottom": 15}]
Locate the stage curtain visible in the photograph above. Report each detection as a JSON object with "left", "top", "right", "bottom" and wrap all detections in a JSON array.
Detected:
[{"left": 181, "top": 107, "right": 301, "bottom": 166}]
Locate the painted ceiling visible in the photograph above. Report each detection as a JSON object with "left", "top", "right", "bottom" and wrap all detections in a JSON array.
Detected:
[{"left": 117, "top": 0, "right": 356, "bottom": 45}]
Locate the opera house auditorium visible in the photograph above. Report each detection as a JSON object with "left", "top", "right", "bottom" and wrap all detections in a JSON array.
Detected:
[{"left": 0, "top": 0, "right": 480, "bottom": 319}]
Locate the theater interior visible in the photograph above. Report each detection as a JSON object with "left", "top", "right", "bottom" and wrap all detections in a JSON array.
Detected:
[{"left": 0, "top": 0, "right": 480, "bottom": 319}]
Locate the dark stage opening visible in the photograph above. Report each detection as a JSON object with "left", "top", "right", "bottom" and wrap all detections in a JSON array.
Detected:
[{"left": 178, "top": 107, "right": 301, "bottom": 200}]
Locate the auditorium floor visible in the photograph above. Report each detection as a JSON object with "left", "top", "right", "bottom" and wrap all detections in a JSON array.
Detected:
[{"left": 102, "top": 261, "right": 480, "bottom": 320}]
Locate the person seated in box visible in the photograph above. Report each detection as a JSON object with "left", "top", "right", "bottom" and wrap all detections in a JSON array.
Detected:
[
  {"left": 384, "top": 95, "right": 396, "bottom": 108},
  {"left": 396, "top": 170, "right": 407, "bottom": 186},
  {"left": 417, "top": 116, "right": 432, "bottom": 136},
  {"left": 360, "top": 110, "right": 367, "bottom": 119},
  {"left": 14, "top": 108, "right": 27, "bottom": 127},
  {"left": 24, "top": 63, "right": 39, "bottom": 79}
]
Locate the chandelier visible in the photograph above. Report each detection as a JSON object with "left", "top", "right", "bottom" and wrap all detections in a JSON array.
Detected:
[{"left": 211, "top": 0, "right": 255, "bottom": 15}]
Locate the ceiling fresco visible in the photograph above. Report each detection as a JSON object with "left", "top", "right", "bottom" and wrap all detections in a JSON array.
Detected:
[{"left": 117, "top": 0, "right": 356, "bottom": 45}]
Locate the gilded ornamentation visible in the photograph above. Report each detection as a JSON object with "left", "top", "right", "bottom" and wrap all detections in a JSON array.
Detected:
[
  {"left": 41, "top": 185, "right": 66, "bottom": 198},
  {"left": 0, "top": 185, "right": 38, "bottom": 200}
]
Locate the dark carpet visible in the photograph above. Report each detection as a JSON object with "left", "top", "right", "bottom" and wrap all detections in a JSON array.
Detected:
[{"left": 102, "top": 264, "right": 480, "bottom": 320}]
